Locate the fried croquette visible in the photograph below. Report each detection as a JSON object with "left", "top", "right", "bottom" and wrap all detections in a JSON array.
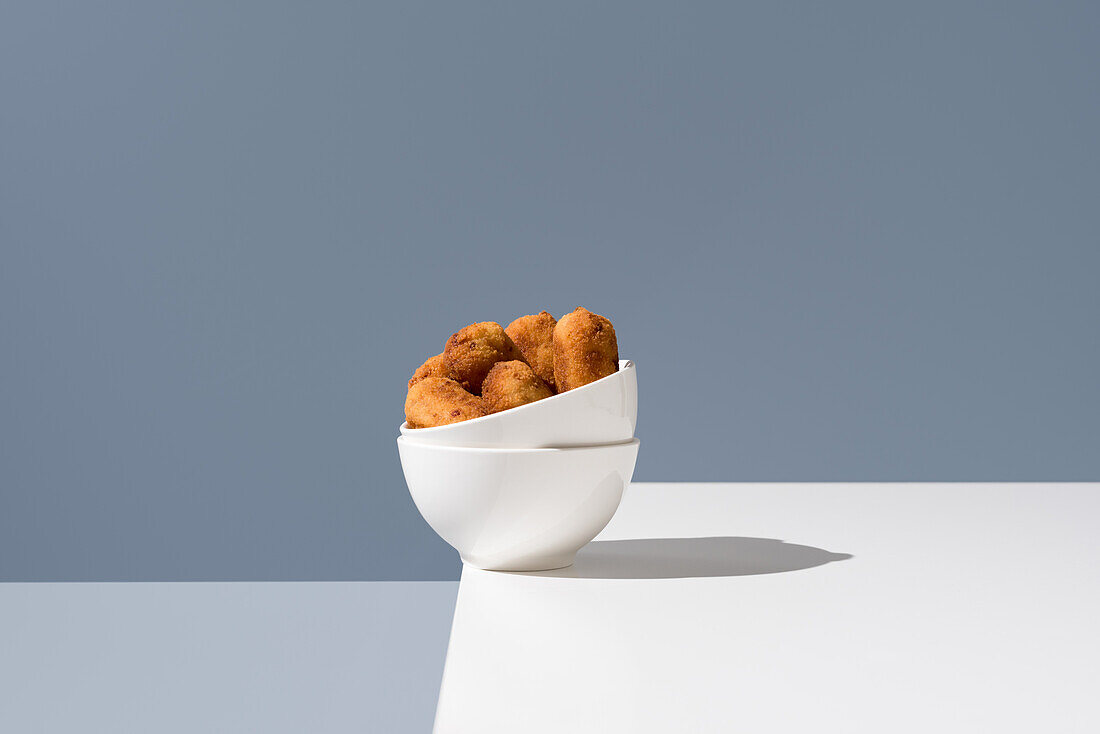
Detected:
[
  {"left": 481, "top": 360, "right": 554, "bottom": 414},
  {"left": 444, "top": 321, "right": 523, "bottom": 395},
  {"left": 505, "top": 311, "right": 558, "bottom": 391},
  {"left": 404, "top": 377, "right": 486, "bottom": 428},
  {"left": 408, "top": 353, "right": 452, "bottom": 390},
  {"left": 552, "top": 307, "right": 619, "bottom": 391}
]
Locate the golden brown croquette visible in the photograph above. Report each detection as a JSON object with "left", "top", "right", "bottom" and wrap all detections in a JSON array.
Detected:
[
  {"left": 481, "top": 360, "right": 554, "bottom": 414},
  {"left": 404, "top": 377, "right": 486, "bottom": 428},
  {"left": 552, "top": 307, "right": 619, "bottom": 392},
  {"left": 505, "top": 311, "right": 558, "bottom": 391},
  {"left": 408, "top": 353, "right": 453, "bottom": 390},
  {"left": 443, "top": 321, "right": 523, "bottom": 394}
]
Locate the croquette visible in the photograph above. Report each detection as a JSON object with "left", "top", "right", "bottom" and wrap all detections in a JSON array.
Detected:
[
  {"left": 552, "top": 307, "right": 619, "bottom": 392},
  {"left": 481, "top": 360, "right": 554, "bottom": 414},
  {"left": 404, "top": 377, "right": 486, "bottom": 428},
  {"left": 408, "top": 353, "right": 452, "bottom": 390},
  {"left": 505, "top": 311, "right": 558, "bottom": 391},
  {"left": 444, "top": 321, "right": 523, "bottom": 395}
]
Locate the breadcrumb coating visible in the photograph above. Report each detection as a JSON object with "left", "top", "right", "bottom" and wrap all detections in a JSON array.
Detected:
[
  {"left": 408, "top": 353, "right": 452, "bottom": 390},
  {"left": 444, "top": 321, "right": 523, "bottom": 395},
  {"left": 404, "top": 377, "right": 486, "bottom": 428},
  {"left": 481, "top": 360, "right": 553, "bottom": 414},
  {"left": 552, "top": 307, "right": 619, "bottom": 392},
  {"left": 505, "top": 311, "right": 558, "bottom": 391}
]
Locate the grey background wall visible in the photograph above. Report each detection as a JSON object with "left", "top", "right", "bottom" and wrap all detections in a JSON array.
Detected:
[{"left": 2, "top": 1, "right": 1097, "bottom": 582}]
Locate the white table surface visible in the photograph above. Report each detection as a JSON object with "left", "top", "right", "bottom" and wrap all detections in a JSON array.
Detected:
[
  {"left": 3, "top": 483, "right": 1098, "bottom": 733},
  {"left": 436, "top": 482, "right": 1100, "bottom": 733}
]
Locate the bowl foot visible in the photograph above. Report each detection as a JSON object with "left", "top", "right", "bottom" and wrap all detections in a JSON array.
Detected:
[{"left": 462, "top": 553, "right": 577, "bottom": 573}]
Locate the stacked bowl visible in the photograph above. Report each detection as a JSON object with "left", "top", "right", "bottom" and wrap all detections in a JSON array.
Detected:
[{"left": 397, "top": 360, "right": 639, "bottom": 571}]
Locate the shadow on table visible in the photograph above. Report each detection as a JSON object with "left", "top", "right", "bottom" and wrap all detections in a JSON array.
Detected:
[{"left": 521, "top": 537, "right": 852, "bottom": 579}]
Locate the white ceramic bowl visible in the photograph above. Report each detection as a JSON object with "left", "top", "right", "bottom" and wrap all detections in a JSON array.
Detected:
[
  {"left": 400, "top": 359, "right": 637, "bottom": 448},
  {"left": 397, "top": 437, "right": 640, "bottom": 571}
]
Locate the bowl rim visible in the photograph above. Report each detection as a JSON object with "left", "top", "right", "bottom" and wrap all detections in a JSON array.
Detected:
[
  {"left": 397, "top": 436, "right": 639, "bottom": 454},
  {"left": 400, "top": 358, "right": 635, "bottom": 434}
]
